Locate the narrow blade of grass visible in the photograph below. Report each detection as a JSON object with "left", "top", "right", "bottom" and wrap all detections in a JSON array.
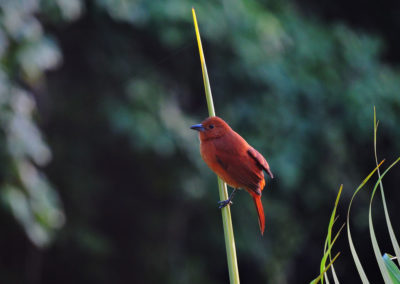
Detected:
[
  {"left": 320, "top": 185, "right": 343, "bottom": 284},
  {"left": 346, "top": 160, "right": 385, "bottom": 284},
  {"left": 374, "top": 107, "right": 400, "bottom": 267},
  {"left": 316, "top": 223, "right": 344, "bottom": 284},
  {"left": 331, "top": 265, "right": 340, "bottom": 284},
  {"left": 383, "top": 254, "right": 400, "bottom": 284},
  {"left": 192, "top": 8, "right": 240, "bottom": 284},
  {"left": 369, "top": 157, "right": 400, "bottom": 284},
  {"left": 328, "top": 218, "right": 340, "bottom": 284},
  {"left": 323, "top": 272, "right": 331, "bottom": 284},
  {"left": 310, "top": 253, "right": 341, "bottom": 284}
]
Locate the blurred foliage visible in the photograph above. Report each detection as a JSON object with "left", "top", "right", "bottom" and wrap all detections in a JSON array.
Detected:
[
  {"left": 0, "top": 0, "right": 77, "bottom": 248},
  {"left": 0, "top": 0, "right": 399, "bottom": 283}
]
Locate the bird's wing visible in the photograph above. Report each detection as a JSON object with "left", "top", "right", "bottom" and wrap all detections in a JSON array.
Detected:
[
  {"left": 247, "top": 147, "right": 274, "bottom": 179},
  {"left": 215, "top": 152, "right": 262, "bottom": 196}
]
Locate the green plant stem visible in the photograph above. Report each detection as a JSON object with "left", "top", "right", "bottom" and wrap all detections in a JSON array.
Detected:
[{"left": 192, "top": 8, "right": 240, "bottom": 284}]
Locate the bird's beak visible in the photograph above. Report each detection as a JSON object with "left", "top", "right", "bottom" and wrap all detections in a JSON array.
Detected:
[{"left": 190, "top": 123, "right": 205, "bottom": 132}]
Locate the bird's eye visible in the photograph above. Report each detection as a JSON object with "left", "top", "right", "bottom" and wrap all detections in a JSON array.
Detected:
[{"left": 209, "top": 124, "right": 214, "bottom": 129}]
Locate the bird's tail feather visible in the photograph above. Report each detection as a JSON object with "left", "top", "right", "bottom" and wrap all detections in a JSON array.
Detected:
[{"left": 252, "top": 195, "right": 265, "bottom": 235}]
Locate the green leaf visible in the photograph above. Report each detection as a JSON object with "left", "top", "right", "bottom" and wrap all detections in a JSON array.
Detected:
[{"left": 383, "top": 254, "right": 400, "bottom": 284}]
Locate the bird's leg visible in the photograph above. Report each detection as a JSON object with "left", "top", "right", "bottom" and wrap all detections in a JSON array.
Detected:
[{"left": 218, "top": 188, "right": 237, "bottom": 209}]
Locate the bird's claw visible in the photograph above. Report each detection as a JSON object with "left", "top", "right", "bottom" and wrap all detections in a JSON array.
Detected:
[{"left": 218, "top": 199, "right": 233, "bottom": 209}]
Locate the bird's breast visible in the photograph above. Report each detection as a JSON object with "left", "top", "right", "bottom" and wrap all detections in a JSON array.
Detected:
[
  {"left": 199, "top": 138, "right": 262, "bottom": 190},
  {"left": 200, "top": 140, "right": 222, "bottom": 174}
]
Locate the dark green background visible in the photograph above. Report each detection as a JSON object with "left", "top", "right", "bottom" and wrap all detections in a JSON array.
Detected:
[{"left": 1, "top": 0, "right": 399, "bottom": 283}]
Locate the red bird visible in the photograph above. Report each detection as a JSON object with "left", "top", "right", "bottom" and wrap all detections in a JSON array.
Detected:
[{"left": 191, "top": 116, "right": 273, "bottom": 235}]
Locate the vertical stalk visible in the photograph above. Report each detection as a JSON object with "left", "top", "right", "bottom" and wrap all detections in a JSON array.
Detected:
[{"left": 192, "top": 8, "right": 240, "bottom": 284}]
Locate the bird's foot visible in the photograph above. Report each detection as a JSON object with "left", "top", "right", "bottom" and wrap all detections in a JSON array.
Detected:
[{"left": 218, "top": 199, "right": 233, "bottom": 209}]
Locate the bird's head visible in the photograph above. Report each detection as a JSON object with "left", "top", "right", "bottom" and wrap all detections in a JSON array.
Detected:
[{"left": 190, "top": 116, "right": 231, "bottom": 140}]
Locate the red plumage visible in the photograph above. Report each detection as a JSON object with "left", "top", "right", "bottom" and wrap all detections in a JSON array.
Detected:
[{"left": 191, "top": 116, "right": 273, "bottom": 235}]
